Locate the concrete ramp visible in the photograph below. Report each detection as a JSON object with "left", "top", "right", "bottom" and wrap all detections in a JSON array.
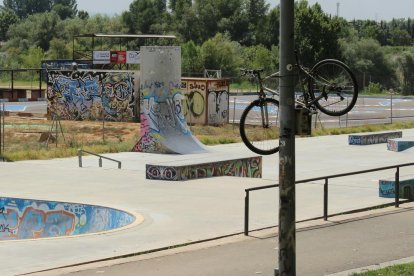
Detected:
[{"left": 133, "top": 46, "right": 208, "bottom": 154}]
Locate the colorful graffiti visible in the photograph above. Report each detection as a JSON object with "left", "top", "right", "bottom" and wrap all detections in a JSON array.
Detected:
[
  {"left": 379, "top": 178, "right": 414, "bottom": 199},
  {"left": 47, "top": 70, "right": 138, "bottom": 121},
  {"left": 387, "top": 139, "right": 414, "bottom": 152},
  {"left": 0, "top": 197, "right": 135, "bottom": 240},
  {"left": 146, "top": 156, "right": 262, "bottom": 181},
  {"left": 181, "top": 78, "right": 230, "bottom": 125},
  {"left": 208, "top": 90, "right": 228, "bottom": 125},
  {"left": 134, "top": 46, "right": 207, "bottom": 154},
  {"left": 348, "top": 131, "right": 402, "bottom": 145}
]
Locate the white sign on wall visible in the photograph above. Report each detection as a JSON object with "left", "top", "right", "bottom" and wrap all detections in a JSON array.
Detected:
[
  {"left": 126, "top": 51, "right": 140, "bottom": 64},
  {"left": 93, "top": 51, "right": 110, "bottom": 64}
]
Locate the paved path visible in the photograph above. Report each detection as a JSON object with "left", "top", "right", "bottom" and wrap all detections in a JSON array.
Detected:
[
  {"left": 1, "top": 129, "right": 414, "bottom": 275},
  {"left": 39, "top": 204, "right": 414, "bottom": 276}
]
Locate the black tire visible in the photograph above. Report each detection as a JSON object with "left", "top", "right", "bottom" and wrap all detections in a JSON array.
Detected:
[
  {"left": 239, "top": 98, "right": 280, "bottom": 155},
  {"left": 308, "top": 59, "right": 358, "bottom": 116}
]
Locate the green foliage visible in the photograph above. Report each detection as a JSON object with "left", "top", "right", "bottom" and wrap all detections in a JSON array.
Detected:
[
  {"left": 201, "top": 33, "right": 243, "bottom": 77},
  {"left": 294, "top": 0, "right": 342, "bottom": 66},
  {"left": 340, "top": 38, "right": 395, "bottom": 89},
  {"left": 122, "top": 0, "right": 170, "bottom": 34},
  {"left": 394, "top": 50, "right": 414, "bottom": 95},
  {"left": 21, "top": 47, "right": 45, "bottom": 68},
  {"left": 0, "top": 9, "right": 18, "bottom": 41},
  {"left": 352, "top": 262, "right": 414, "bottom": 275},
  {"left": 182, "top": 40, "right": 203, "bottom": 75},
  {"left": 362, "top": 82, "right": 385, "bottom": 95}
]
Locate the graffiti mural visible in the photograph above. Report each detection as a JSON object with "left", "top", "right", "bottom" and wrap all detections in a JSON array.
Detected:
[
  {"left": 47, "top": 70, "right": 138, "bottom": 121},
  {"left": 208, "top": 90, "right": 228, "bottom": 125},
  {"left": 146, "top": 156, "right": 262, "bottom": 181},
  {"left": 387, "top": 139, "right": 414, "bottom": 152},
  {"left": 180, "top": 80, "right": 207, "bottom": 124},
  {"left": 181, "top": 78, "right": 230, "bottom": 125},
  {"left": 348, "top": 131, "right": 402, "bottom": 145},
  {"left": 379, "top": 178, "right": 414, "bottom": 199},
  {"left": 0, "top": 197, "right": 135, "bottom": 240},
  {"left": 134, "top": 46, "right": 207, "bottom": 154}
]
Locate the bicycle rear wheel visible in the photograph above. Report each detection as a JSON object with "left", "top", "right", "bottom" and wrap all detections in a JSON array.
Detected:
[
  {"left": 309, "top": 59, "right": 358, "bottom": 116},
  {"left": 239, "top": 98, "right": 280, "bottom": 155}
]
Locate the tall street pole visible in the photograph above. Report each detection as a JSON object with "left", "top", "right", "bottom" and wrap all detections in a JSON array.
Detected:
[{"left": 278, "top": 0, "right": 296, "bottom": 275}]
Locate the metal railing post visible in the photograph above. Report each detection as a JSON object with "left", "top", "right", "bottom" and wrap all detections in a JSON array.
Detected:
[
  {"left": 324, "top": 178, "right": 328, "bottom": 220},
  {"left": 118, "top": 161, "right": 121, "bottom": 169},
  {"left": 0, "top": 103, "right": 2, "bottom": 158},
  {"left": 395, "top": 167, "right": 400, "bottom": 208},
  {"left": 78, "top": 149, "right": 82, "bottom": 168},
  {"left": 99, "top": 157, "right": 102, "bottom": 167},
  {"left": 244, "top": 191, "right": 250, "bottom": 236}
]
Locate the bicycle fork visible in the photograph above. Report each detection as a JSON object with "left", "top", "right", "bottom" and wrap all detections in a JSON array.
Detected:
[{"left": 259, "top": 99, "right": 271, "bottom": 128}]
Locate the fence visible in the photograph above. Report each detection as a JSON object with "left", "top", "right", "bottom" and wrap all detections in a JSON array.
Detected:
[
  {"left": 229, "top": 93, "right": 414, "bottom": 130},
  {"left": 0, "top": 103, "right": 4, "bottom": 160},
  {"left": 0, "top": 69, "right": 46, "bottom": 101},
  {"left": 244, "top": 161, "right": 414, "bottom": 235}
]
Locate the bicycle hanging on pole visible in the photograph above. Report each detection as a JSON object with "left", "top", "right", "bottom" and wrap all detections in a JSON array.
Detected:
[{"left": 239, "top": 51, "right": 358, "bottom": 155}]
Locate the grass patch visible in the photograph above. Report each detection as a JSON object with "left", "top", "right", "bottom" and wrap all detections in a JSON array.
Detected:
[
  {"left": 353, "top": 262, "right": 414, "bottom": 275},
  {"left": 2, "top": 116, "right": 414, "bottom": 161}
]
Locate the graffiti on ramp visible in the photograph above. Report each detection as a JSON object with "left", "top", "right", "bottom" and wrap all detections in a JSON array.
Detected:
[{"left": 133, "top": 46, "right": 208, "bottom": 154}]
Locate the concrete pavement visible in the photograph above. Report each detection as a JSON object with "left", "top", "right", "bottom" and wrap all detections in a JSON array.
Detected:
[
  {"left": 37, "top": 204, "right": 414, "bottom": 276},
  {"left": 1, "top": 129, "right": 414, "bottom": 275}
]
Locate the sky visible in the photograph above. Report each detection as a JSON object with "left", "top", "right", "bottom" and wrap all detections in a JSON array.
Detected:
[{"left": 76, "top": 0, "right": 414, "bottom": 21}]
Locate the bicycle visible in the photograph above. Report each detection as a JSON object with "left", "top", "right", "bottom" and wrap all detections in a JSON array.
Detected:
[{"left": 239, "top": 53, "right": 358, "bottom": 155}]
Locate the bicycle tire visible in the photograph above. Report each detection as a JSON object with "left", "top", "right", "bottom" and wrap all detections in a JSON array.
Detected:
[
  {"left": 308, "top": 59, "right": 358, "bottom": 116},
  {"left": 239, "top": 98, "right": 280, "bottom": 155}
]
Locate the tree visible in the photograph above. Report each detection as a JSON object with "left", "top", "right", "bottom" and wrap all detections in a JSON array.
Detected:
[
  {"left": 3, "top": 0, "right": 52, "bottom": 18},
  {"left": 0, "top": 9, "right": 18, "bottom": 41},
  {"left": 6, "top": 12, "right": 60, "bottom": 51},
  {"left": 77, "top": 10, "right": 89, "bottom": 20},
  {"left": 52, "top": 0, "right": 78, "bottom": 19},
  {"left": 340, "top": 38, "right": 395, "bottom": 90},
  {"left": 395, "top": 51, "right": 414, "bottom": 95},
  {"left": 201, "top": 33, "right": 242, "bottom": 77},
  {"left": 294, "top": 0, "right": 342, "bottom": 66},
  {"left": 194, "top": 0, "right": 244, "bottom": 42},
  {"left": 181, "top": 40, "right": 203, "bottom": 75},
  {"left": 122, "top": 0, "right": 170, "bottom": 34},
  {"left": 389, "top": 28, "right": 412, "bottom": 46}
]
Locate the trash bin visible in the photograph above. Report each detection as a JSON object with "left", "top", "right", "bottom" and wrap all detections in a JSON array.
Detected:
[{"left": 295, "top": 107, "right": 312, "bottom": 135}]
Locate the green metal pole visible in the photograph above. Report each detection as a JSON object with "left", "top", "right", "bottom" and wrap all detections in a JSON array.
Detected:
[{"left": 277, "top": 0, "right": 296, "bottom": 275}]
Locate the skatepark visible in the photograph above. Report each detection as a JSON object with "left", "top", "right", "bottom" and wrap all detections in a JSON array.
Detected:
[{"left": 1, "top": 46, "right": 414, "bottom": 275}]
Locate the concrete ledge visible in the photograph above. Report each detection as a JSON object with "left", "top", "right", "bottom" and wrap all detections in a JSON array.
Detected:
[
  {"left": 146, "top": 155, "right": 262, "bottom": 181},
  {"left": 348, "top": 131, "right": 402, "bottom": 145},
  {"left": 379, "top": 176, "right": 414, "bottom": 199},
  {"left": 387, "top": 138, "right": 414, "bottom": 152},
  {"left": 18, "top": 98, "right": 28, "bottom": 102}
]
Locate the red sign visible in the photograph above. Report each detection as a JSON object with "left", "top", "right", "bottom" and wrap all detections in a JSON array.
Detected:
[{"left": 110, "top": 51, "right": 127, "bottom": 64}]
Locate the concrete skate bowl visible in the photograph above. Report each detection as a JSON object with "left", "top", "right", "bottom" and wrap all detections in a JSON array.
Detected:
[{"left": 0, "top": 197, "right": 137, "bottom": 240}]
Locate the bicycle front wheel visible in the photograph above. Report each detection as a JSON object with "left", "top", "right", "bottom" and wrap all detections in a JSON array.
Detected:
[
  {"left": 309, "top": 59, "right": 358, "bottom": 116},
  {"left": 239, "top": 98, "right": 280, "bottom": 155}
]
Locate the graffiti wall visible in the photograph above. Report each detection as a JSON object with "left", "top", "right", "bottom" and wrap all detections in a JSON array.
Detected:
[
  {"left": 379, "top": 178, "right": 414, "bottom": 199},
  {"left": 348, "top": 131, "right": 402, "bottom": 145},
  {"left": 180, "top": 80, "right": 207, "bottom": 124},
  {"left": 146, "top": 156, "right": 262, "bottom": 181},
  {"left": 0, "top": 197, "right": 135, "bottom": 240},
  {"left": 47, "top": 70, "right": 139, "bottom": 121},
  {"left": 387, "top": 139, "right": 414, "bottom": 152},
  {"left": 181, "top": 78, "right": 230, "bottom": 125},
  {"left": 207, "top": 79, "right": 229, "bottom": 125}
]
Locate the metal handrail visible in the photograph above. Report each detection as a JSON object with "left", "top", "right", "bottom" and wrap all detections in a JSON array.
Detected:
[
  {"left": 244, "top": 161, "right": 414, "bottom": 235},
  {"left": 78, "top": 149, "right": 121, "bottom": 169}
]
